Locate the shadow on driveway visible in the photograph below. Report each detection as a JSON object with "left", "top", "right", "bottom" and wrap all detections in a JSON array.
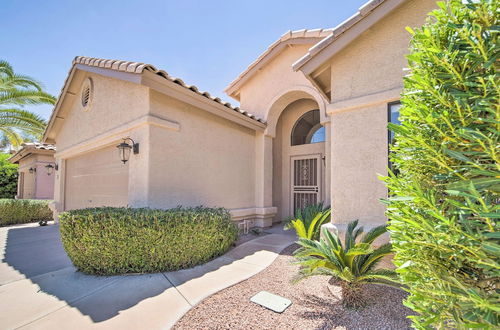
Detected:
[
  {"left": 2, "top": 224, "right": 175, "bottom": 323},
  {"left": 1, "top": 223, "right": 294, "bottom": 326},
  {"left": 2, "top": 225, "right": 72, "bottom": 279}
]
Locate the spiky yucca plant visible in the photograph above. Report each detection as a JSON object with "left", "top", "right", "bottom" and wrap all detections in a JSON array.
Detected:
[
  {"left": 285, "top": 202, "right": 331, "bottom": 240},
  {"left": 293, "top": 220, "right": 398, "bottom": 308}
]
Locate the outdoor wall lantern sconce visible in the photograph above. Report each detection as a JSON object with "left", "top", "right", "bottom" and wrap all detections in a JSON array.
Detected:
[
  {"left": 45, "top": 163, "right": 55, "bottom": 175},
  {"left": 117, "top": 138, "right": 139, "bottom": 164},
  {"left": 29, "top": 167, "right": 36, "bottom": 174}
]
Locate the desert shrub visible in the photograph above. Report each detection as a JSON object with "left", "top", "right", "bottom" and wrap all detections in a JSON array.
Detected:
[
  {"left": 0, "top": 153, "right": 17, "bottom": 198},
  {"left": 59, "top": 206, "right": 238, "bottom": 275},
  {"left": 293, "top": 220, "right": 398, "bottom": 309},
  {"left": 285, "top": 202, "right": 331, "bottom": 240},
  {"left": 0, "top": 199, "right": 52, "bottom": 226},
  {"left": 383, "top": 1, "right": 499, "bottom": 328}
]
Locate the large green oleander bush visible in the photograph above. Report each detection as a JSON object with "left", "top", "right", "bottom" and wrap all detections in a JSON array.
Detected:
[{"left": 383, "top": 0, "right": 499, "bottom": 328}]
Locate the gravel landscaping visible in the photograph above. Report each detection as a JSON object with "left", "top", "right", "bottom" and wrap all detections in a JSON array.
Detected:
[{"left": 174, "top": 244, "right": 414, "bottom": 330}]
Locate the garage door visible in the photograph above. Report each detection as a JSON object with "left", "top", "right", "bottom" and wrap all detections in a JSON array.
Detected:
[{"left": 65, "top": 145, "right": 129, "bottom": 210}]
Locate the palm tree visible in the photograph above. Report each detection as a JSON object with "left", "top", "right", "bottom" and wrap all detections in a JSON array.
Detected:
[
  {"left": 0, "top": 60, "right": 56, "bottom": 149},
  {"left": 293, "top": 220, "right": 399, "bottom": 308}
]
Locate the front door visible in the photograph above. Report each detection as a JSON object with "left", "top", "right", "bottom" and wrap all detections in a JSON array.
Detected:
[{"left": 290, "top": 154, "right": 322, "bottom": 215}]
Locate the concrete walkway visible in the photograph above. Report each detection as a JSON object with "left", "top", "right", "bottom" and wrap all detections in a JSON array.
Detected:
[{"left": 0, "top": 222, "right": 295, "bottom": 329}]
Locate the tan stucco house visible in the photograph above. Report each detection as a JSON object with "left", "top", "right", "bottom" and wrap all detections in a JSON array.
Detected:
[
  {"left": 42, "top": 0, "right": 437, "bottom": 230},
  {"left": 9, "top": 143, "right": 56, "bottom": 200}
]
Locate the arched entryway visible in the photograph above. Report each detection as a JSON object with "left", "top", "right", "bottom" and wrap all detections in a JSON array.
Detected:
[{"left": 272, "top": 98, "right": 327, "bottom": 221}]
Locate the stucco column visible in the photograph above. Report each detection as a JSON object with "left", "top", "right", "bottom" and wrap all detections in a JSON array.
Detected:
[
  {"left": 127, "top": 125, "right": 150, "bottom": 208},
  {"left": 50, "top": 158, "right": 65, "bottom": 222},
  {"left": 323, "top": 121, "right": 331, "bottom": 206},
  {"left": 16, "top": 174, "right": 22, "bottom": 199},
  {"left": 254, "top": 132, "right": 276, "bottom": 227}
]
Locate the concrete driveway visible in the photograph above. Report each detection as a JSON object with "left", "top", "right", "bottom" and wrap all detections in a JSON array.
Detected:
[{"left": 0, "top": 223, "right": 295, "bottom": 329}]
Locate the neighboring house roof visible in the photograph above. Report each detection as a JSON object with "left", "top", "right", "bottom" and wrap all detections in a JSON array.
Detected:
[
  {"left": 224, "top": 28, "right": 334, "bottom": 100},
  {"left": 43, "top": 56, "right": 264, "bottom": 143},
  {"left": 9, "top": 143, "right": 56, "bottom": 164},
  {"left": 292, "top": 0, "right": 404, "bottom": 73}
]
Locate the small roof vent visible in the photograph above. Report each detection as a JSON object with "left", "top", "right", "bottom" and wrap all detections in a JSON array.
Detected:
[{"left": 81, "top": 78, "right": 93, "bottom": 110}]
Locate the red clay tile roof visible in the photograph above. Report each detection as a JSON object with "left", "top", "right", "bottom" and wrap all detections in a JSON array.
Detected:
[
  {"left": 73, "top": 56, "right": 263, "bottom": 123},
  {"left": 8, "top": 143, "right": 56, "bottom": 163}
]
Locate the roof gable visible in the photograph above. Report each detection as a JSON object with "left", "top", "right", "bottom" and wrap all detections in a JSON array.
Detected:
[
  {"left": 43, "top": 56, "right": 265, "bottom": 143},
  {"left": 9, "top": 143, "right": 56, "bottom": 164},
  {"left": 224, "top": 29, "right": 334, "bottom": 100},
  {"left": 292, "top": 0, "right": 406, "bottom": 74}
]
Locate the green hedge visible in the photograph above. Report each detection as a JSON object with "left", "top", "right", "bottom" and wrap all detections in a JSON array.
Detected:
[
  {"left": 384, "top": 1, "right": 499, "bottom": 328},
  {"left": 0, "top": 153, "right": 18, "bottom": 199},
  {"left": 0, "top": 199, "right": 53, "bottom": 226},
  {"left": 59, "top": 207, "right": 238, "bottom": 275}
]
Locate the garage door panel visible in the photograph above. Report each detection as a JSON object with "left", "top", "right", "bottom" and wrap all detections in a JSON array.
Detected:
[{"left": 65, "top": 146, "right": 129, "bottom": 210}]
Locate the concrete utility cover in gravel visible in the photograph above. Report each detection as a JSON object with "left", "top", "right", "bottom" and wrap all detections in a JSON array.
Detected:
[{"left": 250, "top": 291, "right": 292, "bottom": 313}]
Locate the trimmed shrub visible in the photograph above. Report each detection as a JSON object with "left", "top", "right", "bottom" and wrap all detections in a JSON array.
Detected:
[
  {"left": 0, "top": 199, "right": 53, "bottom": 226},
  {"left": 0, "top": 153, "right": 18, "bottom": 198},
  {"left": 59, "top": 207, "right": 238, "bottom": 275},
  {"left": 383, "top": 1, "right": 499, "bottom": 328}
]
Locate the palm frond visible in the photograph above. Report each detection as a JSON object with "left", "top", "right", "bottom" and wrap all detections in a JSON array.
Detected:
[
  {"left": 307, "top": 208, "right": 331, "bottom": 239},
  {"left": 1, "top": 108, "right": 47, "bottom": 126},
  {"left": 345, "top": 219, "right": 359, "bottom": 251},
  {"left": 0, "top": 60, "right": 14, "bottom": 77},
  {"left": 359, "top": 243, "right": 393, "bottom": 273},
  {"left": 361, "top": 225, "right": 388, "bottom": 244},
  {"left": 0, "top": 60, "right": 51, "bottom": 147},
  {"left": 0, "top": 74, "right": 43, "bottom": 91},
  {"left": 0, "top": 90, "right": 56, "bottom": 105},
  {"left": 357, "top": 268, "right": 399, "bottom": 285},
  {"left": 287, "top": 203, "right": 331, "bottom": 240},
  {"left": 0, "top": 127, "right": 23, "bottom": 148}
]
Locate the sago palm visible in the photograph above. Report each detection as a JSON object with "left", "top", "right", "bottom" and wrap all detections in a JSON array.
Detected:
[
  {"left": 293, "top": 220, "right": 399, "bottom": 308},
  {"left": 0, "top": 60, "right": 56, "bottom": 148},
  {"left": 285, "top": 202, "right": 331, "bottom": 240}
]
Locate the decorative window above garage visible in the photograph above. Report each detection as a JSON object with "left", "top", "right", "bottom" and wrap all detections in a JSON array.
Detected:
[
  {"left": 81, "top": 78, "right": 93, "bottom": 111},
  {"left": 291, "top": 110, "right": 325, "bottom": 146}
]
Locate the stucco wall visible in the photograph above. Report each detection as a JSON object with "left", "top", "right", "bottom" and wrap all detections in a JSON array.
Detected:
[
  {"left": 325, "top": 0, "right": 437, "bottom": 225},
  {"left": 329, "top": 0, "right": 437, "bottom": 102},
  {"left": 34, "top": 155, "right": 55, "bottom": 199},
  {"left": 55, "top": 72, "right": 149, "bottom": 152},
  {"left": 17, "top": 155, "right": 36, "bottom": 199},
  {"left": 330, "top": 103, "right": 388, "bottom": 224},
  {"left": 238, "top": 44, "right": 319, "bottom": 119},
  {"left": 148, "top": 90, "right": 256, "bottom": 210},
  {"left": 17, "top": 154, "right": 55, "bottom": 200}
]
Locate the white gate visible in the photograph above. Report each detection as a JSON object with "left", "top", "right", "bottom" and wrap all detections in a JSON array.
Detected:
[{"left": 290, "top": 154, "right": 322, "bottom": 215}]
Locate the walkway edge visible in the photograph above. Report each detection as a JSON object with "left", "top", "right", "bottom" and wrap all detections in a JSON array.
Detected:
[{"left": 165, "top": 233, "right": 295, "bottom": 329}]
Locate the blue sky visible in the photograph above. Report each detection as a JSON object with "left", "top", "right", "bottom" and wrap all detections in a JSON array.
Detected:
[{"left": 1, "top": 0, "right": 367, "bottom": 120}]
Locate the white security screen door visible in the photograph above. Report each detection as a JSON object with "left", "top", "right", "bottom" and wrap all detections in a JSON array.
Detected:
[{"left": 290, "top": 154, "right": 322, "bottom": 215}]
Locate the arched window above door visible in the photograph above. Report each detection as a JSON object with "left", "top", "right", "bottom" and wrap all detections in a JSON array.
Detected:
[{"left": 291, "top": 110, "right": 325, "bottom": 146}]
